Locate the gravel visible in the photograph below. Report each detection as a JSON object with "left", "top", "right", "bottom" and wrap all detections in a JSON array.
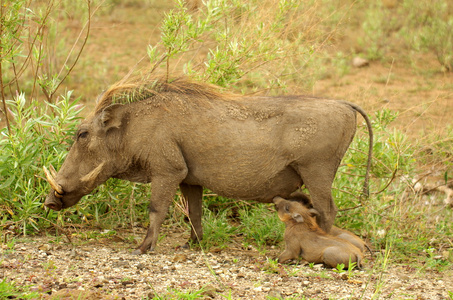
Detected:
[{"left": 1, "top": 227, "right": 452, "bottom": 299}]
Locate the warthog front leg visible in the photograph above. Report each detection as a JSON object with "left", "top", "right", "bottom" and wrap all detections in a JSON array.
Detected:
[
  {"left": 278, "top": 238, "right": 302, "bottom": 264},
  {"left": 133, "top": 177, "right": 181, "bottom": 255}
]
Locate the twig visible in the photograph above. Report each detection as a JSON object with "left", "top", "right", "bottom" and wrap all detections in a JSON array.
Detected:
[
  {"left": 338, "top": 204, "right": 363, "bottom": 212},
  {"left": 0, "top": 0, "right": 11, "bottom": 135},
  {"left": 372, "top": 166, "right": 398, "bottom": 195},
  {"left": 35, "top": 215, "right": 73, "bottom": 244},
  {"left": 32, "top": 0, "right": 54, "bottom": 100},
  {"left": 48, "top": 0, "right": 95, "bottom": 101}
]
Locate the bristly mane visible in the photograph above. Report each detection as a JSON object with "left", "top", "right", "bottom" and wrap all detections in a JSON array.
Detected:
[{"left": 94, "top": 76, "right": 232, "bottom": 114}]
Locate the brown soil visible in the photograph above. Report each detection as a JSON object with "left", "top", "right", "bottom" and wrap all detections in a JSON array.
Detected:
[
  {"left": 2, "top": 228, "right": 452, "bottom": 300},
  {"left": 314, "top": 57, "right": 453, "bottom": 138}
]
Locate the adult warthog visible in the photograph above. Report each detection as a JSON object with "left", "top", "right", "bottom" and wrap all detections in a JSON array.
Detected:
[{"left": 43, "top": 77, "right": 373, "bottom": 254}]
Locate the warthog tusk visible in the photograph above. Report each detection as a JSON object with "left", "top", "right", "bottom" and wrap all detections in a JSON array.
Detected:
[
  {"left": 43, "top": 165, "right": 64, "bottom": 196},
  {"left": 81, "top": 162, "right": 105, "bottom": 183},
  {"left": 49, "top": 164, "right": 58, "bottom": 179}
]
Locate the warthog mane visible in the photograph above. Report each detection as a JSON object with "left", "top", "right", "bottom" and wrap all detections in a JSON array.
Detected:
[{"left": 94, "top": 76, "right": 236, "bottom": 114}]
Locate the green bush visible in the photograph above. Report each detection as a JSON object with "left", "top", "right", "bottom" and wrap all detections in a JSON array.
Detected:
[
  {"left": 400, "top": 0, "right": 453, "bottom": 71},
  {"left": 148, "top": 0, "right": 329, "bottom": 91},
  {"left": 0, "top": 92, "right": 82, "bottom": 232},
  {"left": 332, "top": 109, "right": 452, "bottom": 262}
]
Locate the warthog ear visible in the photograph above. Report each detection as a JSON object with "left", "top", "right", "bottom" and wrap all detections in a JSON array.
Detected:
[
  {"left": 99, "top": 104, "right": 124, "bottom": 131},
  {"left": 291, "top": 213, "right": 304, "bottom": 223}
]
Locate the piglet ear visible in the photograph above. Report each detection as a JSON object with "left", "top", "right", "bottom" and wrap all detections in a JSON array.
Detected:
[
  {"left": 308, "top": 208, "right": 320, "bottom": 217},
  {"left": 273, "top": 196, "right": 285, "bottom": 205},
  {"left": 291, "top": 213, "right": 304, "bottom": 223}
]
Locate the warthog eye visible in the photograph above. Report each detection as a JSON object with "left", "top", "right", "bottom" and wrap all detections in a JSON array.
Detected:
[
  {"left": 78, "top": 131, "right": 88, "bottom": 140},
  {"left": 284, "top": 204, "right": 290, "bottom": 212}
]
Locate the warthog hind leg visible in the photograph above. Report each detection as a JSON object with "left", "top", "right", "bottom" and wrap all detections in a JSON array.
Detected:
[{"left": 180, "top": 183, "right": 203, "bottom": 244}]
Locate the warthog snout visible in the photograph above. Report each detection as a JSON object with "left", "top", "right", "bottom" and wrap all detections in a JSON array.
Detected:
[{"left": 44, "top": 196, "right": 63, "bottom": 211}]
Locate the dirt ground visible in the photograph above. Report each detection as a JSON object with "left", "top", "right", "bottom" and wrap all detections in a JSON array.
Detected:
[{"left": 2, "top": 227, "right": 452, "bottom": 300}]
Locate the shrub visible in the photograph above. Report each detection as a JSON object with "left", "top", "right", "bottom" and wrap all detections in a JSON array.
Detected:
[{"left": 0, "top": 92, "right": 82, "bottom": 233}]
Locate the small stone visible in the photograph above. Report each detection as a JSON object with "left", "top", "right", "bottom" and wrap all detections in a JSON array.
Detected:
[
  {"left": 390, "top": 282, "right": 402, "bottom": 290},
  {"left": 38, "top": 244, "right": 52, "bottom": 251},
  {"left": 121, "top": 280, "right": 134, "bottom": 286},
  {"left": 172, "top": 254, "right": 187, "bottom": 263},
  {"left": 69, "top": 249, "right": 77, "bottom": 258},
  {"left": 202, "top": 285, "right": 218, "bottom": 298},
  {"left": 210, "top": 247, "right": 222, "bottom": 253},
  {"left": 253, "top": 286, "right": 263, "bottom": 292},
  {"left": 347, "top": 279, "right": 363, "bottom": 285},
  {"left": 312, "top": 264, "right": 323, "bottom": 270},
  {"left": 268, "top": 290, "right": 284, "bottom": 299},
  {"left": 115, "top": 261, "right": 129, "bottom": 268},
  {"left": 352, "top": 57, "right": 369, "bottom": 68}
]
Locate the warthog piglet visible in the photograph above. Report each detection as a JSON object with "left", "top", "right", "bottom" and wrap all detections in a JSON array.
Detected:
[
  {"left": 274, "top": 196, "right": 363, "bottom": 269},
  {"left": 286, "top": 191, "right": 370, "bottom": 253}
]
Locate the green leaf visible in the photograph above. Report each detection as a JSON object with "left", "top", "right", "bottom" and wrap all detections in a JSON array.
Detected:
[{"left": 0, "top": 175, "right": 15, "bottom": 189}]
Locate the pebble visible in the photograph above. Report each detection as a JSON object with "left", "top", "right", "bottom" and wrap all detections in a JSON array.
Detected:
[
  {"left": 268, "top": 290, "right": 284, "bottom": 299},
  {"left": 173, "top": 253, "right": 187, "bottom": 262},
  {"left": 3, "top": 236, "right": 453, "bottom": 300},
  {"left": 69, "top": 249, "right": 77, "bottom": 258},
  {"left": 38, "top": 244, "right": 52, "bottom": 251},
  {"left": 312, "top": 264, "right": 323, "bottom": 270},
  {"left": 352, "top": 57, "right": 369, "bottom": 68}
]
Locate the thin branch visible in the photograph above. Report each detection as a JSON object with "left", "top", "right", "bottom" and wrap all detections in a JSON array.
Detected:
[
  {"left": 372, "top": 166, "right": 398, "bottom": 195},
  {"left": 338, "top": 204, "right": 363, "bottom": 212},
  {"left": 32, "top": 1, "right": 54, "bottom": 99},
  {"left": 0, "top": 0, "right": 11, "bottom": 135},
  {"left": 48, "top": 0, "right": 95, "bottom": 101},
  {"left": 35, "top": 215, "right": 73, "bottom": 243},
  {"left": 5, "top": 0, "right": 49, "bottom": 91}
]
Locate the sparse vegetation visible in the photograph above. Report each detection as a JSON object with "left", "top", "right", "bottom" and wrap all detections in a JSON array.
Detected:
[
  {"left": 1, "top": 0, "right": 452, "bottom": 298},
  {"left": 0, "top": 278, "right": 39, "bottom": 299}
]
